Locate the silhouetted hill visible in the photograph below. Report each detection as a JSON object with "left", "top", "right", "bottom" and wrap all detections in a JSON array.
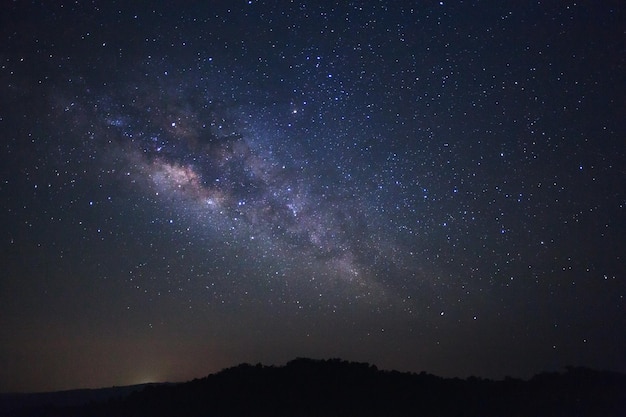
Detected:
[{"left": 5, "top": 358, "right": 626, "bottom": 417}]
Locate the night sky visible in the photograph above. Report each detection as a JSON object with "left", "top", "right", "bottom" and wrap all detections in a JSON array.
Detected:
[{"left": 1, "top": 1, "right": 625, "bottom": 393}]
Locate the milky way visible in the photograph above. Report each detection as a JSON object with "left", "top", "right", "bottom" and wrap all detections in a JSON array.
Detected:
[{"left": 65, "top": 78, "right": 413, "bottom": 306}]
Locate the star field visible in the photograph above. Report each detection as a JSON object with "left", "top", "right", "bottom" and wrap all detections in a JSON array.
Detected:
[{"left": 1, "top": 1, "right": 625, "bottom": 392}]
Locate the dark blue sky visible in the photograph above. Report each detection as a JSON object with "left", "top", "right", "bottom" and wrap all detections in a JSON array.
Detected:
[{"left": 1, "top": 0, "right": 624, "bottom": 392}]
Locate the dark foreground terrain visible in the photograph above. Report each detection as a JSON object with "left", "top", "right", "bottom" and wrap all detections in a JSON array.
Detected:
[{"left": 3, "top": 358, "right": 625, "bottom": 417}]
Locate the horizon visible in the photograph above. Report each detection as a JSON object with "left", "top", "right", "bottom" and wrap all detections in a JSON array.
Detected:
[
  {"left": 1, "top": 1, "right": 624, "bottom": 393},
  {"left": 3, "top": 357, "right": 622, "bottom": 395},
  {"left": 3, "top": 358, "right": 624, "bottom": 417}
]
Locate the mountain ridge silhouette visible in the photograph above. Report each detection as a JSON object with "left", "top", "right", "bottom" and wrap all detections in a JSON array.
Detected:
[{"left": 4, "top": 358, "right": 626, "bottom": 417}]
